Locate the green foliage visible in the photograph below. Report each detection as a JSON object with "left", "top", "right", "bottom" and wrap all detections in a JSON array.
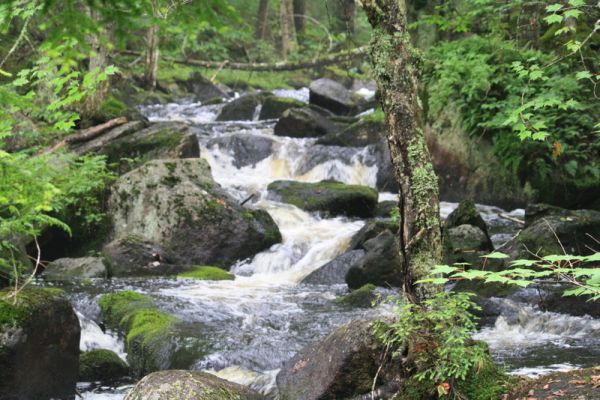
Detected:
[
  {"left": 421, "top": 252, "right": 600, "bottom": 300},
  {"left": 374, "top": 292, "right": 488, "bottom": 395}
]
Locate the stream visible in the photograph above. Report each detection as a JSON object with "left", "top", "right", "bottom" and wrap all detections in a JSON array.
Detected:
[{"left": 52, "top": 90, "right": 599, "bottom": 399}]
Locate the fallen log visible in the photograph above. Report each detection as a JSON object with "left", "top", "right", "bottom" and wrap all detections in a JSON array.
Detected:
[
  {"left": 65, "top": 116, "right": 128, "bottom": 144},
  {"left": 120, "top": 46, "right": 368, "bottom": 72}
]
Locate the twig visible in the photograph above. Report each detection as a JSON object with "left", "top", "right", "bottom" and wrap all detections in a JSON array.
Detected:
[{"left": 498, "top": 213, "right": 524, "bottom": 225}]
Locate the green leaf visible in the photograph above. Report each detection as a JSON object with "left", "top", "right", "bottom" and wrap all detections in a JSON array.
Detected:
[
  {"left": 454, "top": 270, "right": 490, "bottom": 280},
  {"left": 417, "top": 278, "right": 449, "bottom": 285},
  {"left": 567, "top": 0, "right": 585, "bottom": 7},
  {"left": 543, "top": 14, "right": 564, "bottom": 25},
  {"left": 546, "top": 4, "right": 563, "bottom": 12},
  {"left": 563, "top": 9, "right": 583, "bottom": 19},
  {"left": 431, "top": 265, "right": 459, "bottom": 275},
  {"left": 576, "top": 71, "right": 593, "bottom": 80},
  {"left": 482, "top": 252, "right": 509, "bottom": 259},
  {"left": 583, "top": 253, "right": 600, "bottom": 262}
]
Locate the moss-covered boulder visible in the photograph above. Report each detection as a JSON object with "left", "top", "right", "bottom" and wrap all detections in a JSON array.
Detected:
[
  {"left": 443, "top": 224, "right": 494, "bottom": 266},
  {"left": 335, "top": 284, "right": 378, "bottom": 308},
  {"left": 99, "top": 291, "right": 209, "bottom": 377},
  {"left": 268, "top": 180, "right": 378, "bottom": 218},
  {"left": 503, "top": 207, "right": 600, "bottom": 261},
  {"left": 177, "top": 266, "right": 234, "bottom": 281},
  {"left": 274, "top": 107, "right": 341, "bottom": 138},
  {"left": 79, "top": 349, "right": 129, "bottom": 383},
  {"left": 276, "top": 319, "right": 386, "bottom": 400},
  {"left": 0, "top": 288, "right": 80, "bottom": 399},
  {"left": 259, "top": 95, "right": 305, "bottom": 120},
  {"left": 125, "top": 370, "right": 265, "bottom": 400},
  {"left": 374, "top": 201, "right": 398, "bottom": 219},
  {"left": 317, "top": 118, "right": 385, "bottom": 147},
  {"left": 216, "top": 93, "right": 271, "bottom": 121},
  {"left": 42, "top": 256, "right": 109, "bottom": 280},
  {"left": 345, "top": 230, "right": 404, "bottom": 289},
  {"left": 445, "top": 200, "right": 491, "bottom": 238},
  {"left": 108, "top": 159, "right": 281, "bottom": 269},
  {"left": 308, "top": 78, "right": 368, "bottom": 116}
]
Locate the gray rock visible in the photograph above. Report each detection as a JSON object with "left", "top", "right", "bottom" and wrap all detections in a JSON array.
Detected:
[
  {"left": 274, "top": 107, "right": 341, "bottom": 138},
  {"left": 125, "top": 370, "right": 265, "bottom": 400},
  {"left": 108, "top": 159, "right": 281, "bottom": 268},
  {"left": 443, "top": 224, "right": 493, "bottom": 266},
  {"left": 0, "top": 288, "right": 80, "bottom": 400},
  {"left": 349, "top": 219, "right": 399, "bottom": 251},
  {"left": 259, "top": 96, "right": 305, "bottom": 120},
  {"left": 374, "top": 201, "right": 397, "bottom": 218},
  {"left": 217, "top": 93, "right": 270, "bottom": 121},
  {"left": 79, "top": 349, "right": 129, "bottom": 383},
  {"left": 301, "top": 250, "right": 365, "bottom": 285},
  {"left": 276, "top": 319, "right": 384, "bottom": 400},
  {"left": 309, "top": 78, "right": 368, "bottom": 116},
  {"left": 176, "top": 72, "right": 230, "bottom": 103},
  {"left": 317, "top": 118, "right": 385, "bottom": 147},
  {"left": 43, "top": 257, "right": 109, "bottom": 280},
  {"left": 206, "top": 133, "right": 274, "bottom": 168}
]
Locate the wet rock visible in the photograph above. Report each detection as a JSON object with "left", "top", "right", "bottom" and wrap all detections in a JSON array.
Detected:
[
  {"left": 206, "top": 133, "right": 274, "bottom": 168},
  {"left": 445, "top": 200, "right": 490, "bottom": 237},
  {"left": 345, "top": 230, "right": 404, "bottom": 289},
  {"left": 216, "top": 93, "right": 270, "bottom": 121},
  {"left": 259, "top": 95, "right": 305, "bottom": 120},
  {"left": 301, "top": 249, "right": 366, "bottom": 285},
  {"left": 108, "top": 159, "right": 281, "bottom": 268},
  {"left": 274, "top": 107, "right": 340, "bottom": 138},
  {"left": 503, "top": 207, "right": 600, "bottom": 261},
  {"left": 79, "top": 349, "right": 129, "bottom": 383},
  {"left": 276, "top": 319, "right": 384, "bottom": 400},
  {"left": 374, "top": 201, "right": 397, "bottom": 218},
  {"left": 349, "top": 219, "right": 399, "bottom": 250},
  {"left": 0, "top": 288, "right": 80, "bottom": 400},
  {"left": 176, "top": 72, "right": 230, "bottom": 103},
  {"left": 125, "top": 370, "right": 265, "bottom": 400},
  {"left": 373, "top": 140, "right": 399, "bottom": 192},
  {"left": 99, "top": 291, "right": 209, "bottom": 377},
  {"left": 538, "top": 285, "right": 600, "bottom": 318},
  {"left": 43, "top": 256, "right": 109, "bottom": 280},
  {"left": 309, "top": 78, "right": 368, "bottom": 116},
  {"left": 317, "top": 118, "right": 385, "bottom": 147},
  {"left": 443, "top": 224, "right": 493, "bottom": 266},
  {"left": 335, "top": 284, "right": 378, "bottom": 308},
  {"left": 268, "top": 180, "right": 378, "bottom": 218}
]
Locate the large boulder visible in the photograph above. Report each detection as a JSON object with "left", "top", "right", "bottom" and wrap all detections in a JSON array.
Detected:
[
  {"left": 301, "top": 249, "right": 366, "bottom": 285},
  {"left": 317, "top": 118, "right": 385, "bottom": 147},
  {"left": 504, "top": 206, "right": 600, "bottom": 261},
  {"left": 267, "top": 180, "right": 378, "bottom": 218},
  {"left": 125, "top": 370, "right": 265, "bottom": 400},
  {"left": 274, "top": 107, "right": 341, "bottom": 138},
  {"left": 349, "top": 219, "right": 399, "bottom": 250},
  {"left": 276, "top": 319, "right": 385, "bottom": 400},
  {"left": 0, "top": 288, "right": 80, "bottom": 400},
  {"left": 259, "top": 95, "right": 305, "bottom": 120},
  {"left": 445, "top": 200, "right": 490, "bottom": 237},
  {"left": 176, "top": 72, "right": 230, "bottom": 103},
  {"left": 42, "top": 256, "right": 109, "bottom": 280},
  {"left": 309, "top": 78, "right": 368, "bottom": 116},
  {"left": 345, "top": 230, "right": 404, "bottom": 289},
  {"left": 216, "top": 93, "right": 271, "bottom": 121},
  {"left": 99, "top": 291, "right": 209, "bottom": 377},
  {"left": 79, "top": 349, "right": 129, "bottom": 383},
  {"left": 108, "top": 159, "right": 281, "bottom": 268},
  {"left": 206, "top": 133, "right": 274, "bottom": 168},
  {"left": 443, "top": 224, "right": 493, "bottom": 266}
]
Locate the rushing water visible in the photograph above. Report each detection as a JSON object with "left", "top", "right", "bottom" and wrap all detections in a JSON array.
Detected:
[{"left": 64, "top": 91, "right": 600, "bottom": 398}]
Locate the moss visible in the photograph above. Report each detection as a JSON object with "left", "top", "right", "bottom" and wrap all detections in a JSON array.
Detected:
[
  {"left": 98, "top": 291, "right": 153, "bottom": 328},
  {"left": 456, "top": 357, "right": 515, "bottom": 400},
  {"left": 79, "top": 349, "right": 129, "bottom": 382},
  {"left": 177, "top": 266, "right": 234, "bottom": 281},
  {"left": 99, "top": 96, "right": 129, "bottom": 120},
  {"left": 126, "top": 309, "right": 176, "bottom": 345},
  {"left": 0, "top": 288, "right": 65, "bottom": 327},
  {"left": 336, "top": 284, "right": 377, "bottom": 308}
]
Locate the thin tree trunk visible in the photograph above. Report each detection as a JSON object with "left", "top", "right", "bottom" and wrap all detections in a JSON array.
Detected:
[
  {"left": 280, "top": 0, "right": 297, "bottom": 59},
  {"left": 256, "top": 0, "right": 270, "bottom": 40},
  {"left": 144, "top": 24, "right": 160, "bottom": 89},
  {"left": 359, "top": 0, "right": 442, "bottom": 303},
  {"left": 293, "top": 0, "right": 306, "bottom": 35},
  {"left": 330, "top": 0, "right": 356, "bottom": 34}
]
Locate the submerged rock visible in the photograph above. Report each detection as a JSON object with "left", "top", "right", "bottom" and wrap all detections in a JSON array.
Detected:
[
  {"left": 309, "top": 78, "right": 368, "bottom": 116},
  {"left": 108, "top": 159, "right": 281, "bottom": 268},
  {"left": 268, "top": 179, "right": 378, "bottom": 218},
  {"left": 43, "top": 256, "right": 109, "bottom": 280},
  {"left": 276, "top": 319, "right": 384, "bottom": 400},
  {"left": 79, "top": 349, "right": 129, "bottom": 383},
  {"left": 274, "top": 107, "right": 340, "bottom": 138},
  {"left": 125, "top": 370, "right": 265, "bottom": 400},
  {"left": 0, "top": 288, "right": 80, "bottom": 400}
]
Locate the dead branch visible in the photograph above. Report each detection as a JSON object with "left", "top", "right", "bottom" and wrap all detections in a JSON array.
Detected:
[{"left": 65, "top": 116, "right": 128, "bottom": 144}]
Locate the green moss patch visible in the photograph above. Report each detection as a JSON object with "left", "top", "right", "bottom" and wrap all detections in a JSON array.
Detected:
[
  {"left": 79, "top": 349, "right": 129, "bottom": 382},
  {"left": 126, "top": 309, "right": 176, "bottom": 345},
  {"left": 0, "top": 288, "right": 65, "bottom": 327},
  {"left": 177, "top": 266, "right": 234, "bottom": 281},
  {"left": 98, "top": 291, "right": 153, "bottom": 328},
  {"left": 335, "top": 284, "right": 377, "bottom": 308}
]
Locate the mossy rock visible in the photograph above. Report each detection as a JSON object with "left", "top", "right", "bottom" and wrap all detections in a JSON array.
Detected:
[
  {"left": 259, "top": 95, "right": 305, "bottom": 120},
  {"left": 216, "top": 92, "right": 272, "bottom": 121},
  {"left": 268, "top": 179, "right": 378, "bottom": 218},
  {"left": 98, "top": 291, "right": 154, "bottom": 328},
  {"left": 317, "top": 118, "right": 385, "bottom": 147},
  {"left": 445, "top": 200, "right": 489, "bottom": 236},
  {"left": 177, "top": 266, "right": 235, "bottom": 281},
  {"left": 79, "top": 349, "right": 129, "bottom": 383},
  {"left": 335, "top": 284, "right": 377, "bottom": 308}
]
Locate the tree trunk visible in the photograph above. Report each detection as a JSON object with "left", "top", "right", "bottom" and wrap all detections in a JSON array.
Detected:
[
  {"left": 144, "top": 24, "right": 160, "bottom": 89},
  {"left": 330, "top": 0, "right": 356, "bottom": 34},
  {"left": 359, "top": 0, "right": 442, "bottom": 303},
  {"left": 79, "top": 7, "right": 110, "bottom": 121},
  {"left": 255, "top": 0, "right": 270, "bottom": 40},
  {"left": 293, "top": 0, "right": 306, "bottom": 35},
  {"left": 280, "top": 0, "right": 297, "bottom": 59}
]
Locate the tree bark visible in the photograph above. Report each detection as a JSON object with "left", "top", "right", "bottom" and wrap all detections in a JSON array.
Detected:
[
  {"left": 293, "top": 0, "right": 306, "bottom": 35},
  {"left": 330, "top": 0, "right": 357, "bottom": 34},
  {"left": 255, "top": 0, "right": 270, "bottom": 40},
  {"left": 144, "top": 24, "right": 160, "bottom": 89},
  {"left": 359, "top": 0, "right": 442, "bottom": 303},
  {"left": 280, "top": 0, "right": 297, "bottom": 59}
]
